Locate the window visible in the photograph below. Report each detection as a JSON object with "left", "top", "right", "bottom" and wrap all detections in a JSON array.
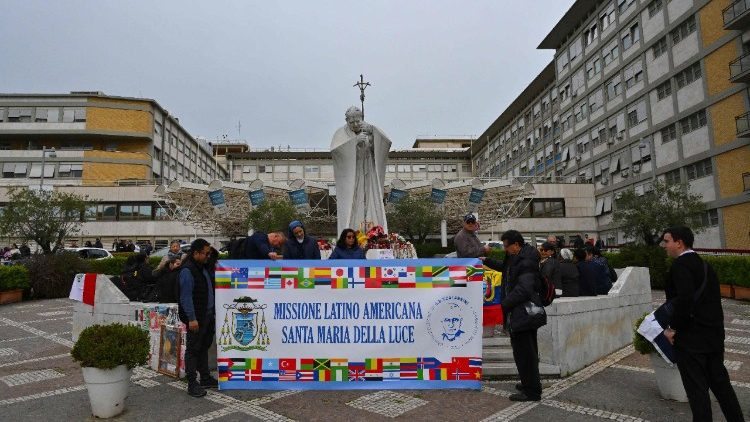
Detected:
[
  {"left": 675, "top": 62, "right": 702, "bottom": 88},
  {"left": 155, "top": 121, "right": 163, "bottom": 136},
  {"left": 589, "top": 89, "right": 604, "bottom": 113},
  {"left": 119, "top": 203, "right": 152, "bottom": 221},
  {"left": 694, "top": 209, "right": 719, "bottom": 227},
  {"left": 397, "top": 164, "right": 410, "bottom": 173},
  {"left": 622, "top": 22, "right": 640, "bottom": 51},
  {"left": 656, "top": 81, "right": 672, "bottom": 100},
  {"left": 605, "top": 75, "right": 622, "bottom": 100},
  {"left": 557, "top": 53, "right": 569, "bottom": 73},
  {"left": 652, "top": 37, "right": 668, "bottom": 58},
  {"left": 574, "top": 101, "right": 588, "bottom": 122},
  {"left": 603, "top": 38, "right": 619, "bottom": 66},
  {"left": 648, "top": 0, "right": 663, "bottom": 17},
  {"left": 618, "top": 0, "right": 635, "bottom": 14},
  {"left": 679, "top": 110, "right": 707, "bottom": 134},
  {"left": 661, "top": 124, "right": 677, "bottom": 143},
  {"left": 584, "top": 22, "right": 598, "bottom": 46},
  {"left": 28, "top": 163, "right": 54, "bottom": 178},
  {"left": 7, "top": 108, "right": 32, "bottom": 122},
  {"left": 569, "top": 37, "right": 582, "bottom": 61},
  {"left": 624, "top": 60, "right": 643, "bottom": 88},
  {"left": 85, "top": 204, "right": 117, "bottom": 221},
  {"left": 586, "top": 57, "right": 602, "bottom": 79},
  {"left": 561, "top": 112, "right": 573, "bottom": 132},
  {"left": 529, "top": 199, "right": 565, "bottom": 218},
  {"left": 627, "top": 99, "right": 648, "bottom": 127},
  {"left": 664, "top": 168, "right": 681, "bottom": 185},
  {"left": 685, "top": 158, "right": 713, "bottom": 180},
  {"left": 559, "top": 83, "right": 571, "bottom": 101},
  {"left": 600, "top": 2, "right": 616, "bottom": 31},
  {"left": 671, "top": 16, "right": 696, "bottom": 45}
]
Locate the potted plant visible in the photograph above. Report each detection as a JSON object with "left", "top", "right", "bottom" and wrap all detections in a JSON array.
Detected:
[
  {"left": 71, "top": 323, "right": 149, "bottom": 418},
  {"left": 633, "top": 313, "right": 687, "bottom": 402},
  {"left": 0, "top": 265, "right": 30, "bottom": 304}
]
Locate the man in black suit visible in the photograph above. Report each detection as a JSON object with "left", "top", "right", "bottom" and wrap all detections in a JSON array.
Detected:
[{"left": 661, "top": 226, "right": 743, "bottom": 422}]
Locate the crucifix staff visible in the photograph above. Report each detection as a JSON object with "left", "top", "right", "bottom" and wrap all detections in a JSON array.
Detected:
[{"left": 353, "top": 74, "right": 371, "bottom": 120}]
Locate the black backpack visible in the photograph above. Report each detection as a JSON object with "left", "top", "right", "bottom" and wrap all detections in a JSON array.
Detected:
[
  {"left": 229, "top": 237, "right": 248, "bottom": 259},
  {"left": 539, "top": 273, "right": 556, "bottom": 306}
]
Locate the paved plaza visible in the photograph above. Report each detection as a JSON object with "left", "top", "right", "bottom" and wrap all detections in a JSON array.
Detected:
[{"left": 1, "top": 293, "right": 749, "bottom": 421}]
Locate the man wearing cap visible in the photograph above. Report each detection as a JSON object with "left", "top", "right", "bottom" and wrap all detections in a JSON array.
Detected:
[
  {"left": 283, "top": 220, "right": 321, "bottom": 260},
  {"left": 454, "top": 214, "right": 490, "bottom": 258}
]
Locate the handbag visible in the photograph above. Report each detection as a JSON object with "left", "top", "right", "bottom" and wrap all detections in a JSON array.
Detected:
[
  {"left": 654, "top": 261, "right": 708, "bottom": 327},
  {"left": 510, "top": 300, "right": 547, "bottom": 333}
]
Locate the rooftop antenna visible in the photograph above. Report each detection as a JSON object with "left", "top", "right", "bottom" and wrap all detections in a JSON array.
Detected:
[{"left": 237, "top": 121, "right": 241, "bottom": 138}]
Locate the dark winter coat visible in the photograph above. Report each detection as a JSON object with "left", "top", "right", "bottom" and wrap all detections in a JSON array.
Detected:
[
  {"left": 484, "top": 244, "right": 543, "bottom": 333},
  {"left": 283, "top": 223, "right": 321, "bottom": 260},
  {"left": 558, "top": 260, "right": 580, "bottom": 297},
  {"left": 329, "top": 245, "right": 366, "bottom": 259}
]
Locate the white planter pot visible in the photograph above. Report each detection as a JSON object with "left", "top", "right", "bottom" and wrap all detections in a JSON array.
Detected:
[
  {"left": 81, "top": 365, "right": 132, "bottom": 418},
  {"left": 649, "top": 354, "right": 687, "bottom": 402}
]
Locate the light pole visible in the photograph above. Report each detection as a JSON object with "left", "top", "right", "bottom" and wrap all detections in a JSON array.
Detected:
[{"left": 39, "top": 146, "right": 56, "bottom": 190}]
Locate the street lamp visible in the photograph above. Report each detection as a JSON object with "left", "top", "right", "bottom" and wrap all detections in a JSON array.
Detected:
[{"left": 39, "top": 146, "right": 56, "bottom": 190}]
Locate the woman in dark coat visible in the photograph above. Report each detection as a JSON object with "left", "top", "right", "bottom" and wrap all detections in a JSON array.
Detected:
[
  {"left": 329, "top": 229, "right": 365, "bottom": 259},
  {"left": 283, "top": 220, "right": 321, "bottom": 260},
  {"left": 558, "top": 248, "right": 580, "bottom": 297},
  {"left": 573, "top": 248, "right": 597, "bottom": 296}
]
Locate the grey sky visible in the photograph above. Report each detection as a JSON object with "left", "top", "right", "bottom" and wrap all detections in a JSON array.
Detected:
[{"left": 1, "top": 1, "right": 573, "bottom": 149}]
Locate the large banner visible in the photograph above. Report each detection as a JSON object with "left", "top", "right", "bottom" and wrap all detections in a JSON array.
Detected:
[{"left": 214, "top": 258, "right": 483, "bottom": 390}]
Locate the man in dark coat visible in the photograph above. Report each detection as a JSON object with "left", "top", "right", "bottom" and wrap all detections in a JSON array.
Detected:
[
  {"left": 661, "top": 226, "right": 743, "bottom": 422},
  {"left": 283, "top": 220, "right": 321, "bottom": 260},
  {"left": 483, "top": 230, "right": 543, "bottom": 402},
  {"left": 179, "top": 239, "right": 217, "bottom": 398},
  {"left": 243, "top": 231, "right": 286, "bottom": 260}
]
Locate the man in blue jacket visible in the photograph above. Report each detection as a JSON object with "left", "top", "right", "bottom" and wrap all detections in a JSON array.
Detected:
[
  {"left": 283, "top": 220, "right": 321, "bottom": 260},
  {"left": 178, "top": 238, "right": 216, "bottom": 398}
]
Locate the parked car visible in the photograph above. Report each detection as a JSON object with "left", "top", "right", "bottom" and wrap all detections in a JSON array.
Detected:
[{"left": 62, "top": 247, "right": 113, "bottom": 260}]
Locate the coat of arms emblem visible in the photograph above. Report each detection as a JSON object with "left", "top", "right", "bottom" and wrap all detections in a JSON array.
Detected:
[{"left": 219, "top": 296, "right": 269, "bottom": 351}]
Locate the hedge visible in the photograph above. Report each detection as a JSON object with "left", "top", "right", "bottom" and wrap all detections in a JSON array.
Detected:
[
  {"left": 21, "top": 253, "right": 91, "bottom": 299},
  {"left": 604, "top": 247, "right": 750, "bottom": 289},
  {"left": 0, "top": 265, "right": 30, "bottom": 292}
]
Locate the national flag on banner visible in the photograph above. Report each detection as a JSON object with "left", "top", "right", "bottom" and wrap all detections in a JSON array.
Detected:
[
  {"left": 247, "top": 358, "right": 262, "bottom": 370},
  {"left": 231, "top": 267, "right": 249, "bottom": 288},
  {"left": 450, "top": 367, "right": 472, "bottom": 380},
  {"left": 282, "top": 277, "right": 298, "bottom": 289},
  {"left": 249, "top": 370, "right": 263, "bottom": 381},
  {"left": 215, "top": 267, "right": 233, "bottom": 288},
  {"left": 416, "top": 357, "right": 441, "bottom": 369},
  {"left": 365, "top": 358, "right": 382, "bottom": 372},
  {"left": 313, "top": 359, "right": 331, "bottom": 370},
  {"left": 296, "top": 370, "right": 314, "bottom": 381},
  {"left": 331, "top": 278, "right": 348, "bottom": 289},
  {"left": 279, "top": 369, "right": 296, "bottom": 381},
  {"left": 330, "top": 358, "right": 348, "bottom": 368},
  {"left": 298, "top": 278, "right": 315, "bottom": 289},
  {"left": 467, "top": 265, "right": 484, "bottom": 281},
  {"left": 431, "top": 265, "right": 449, "bottom": 280},
  {"left": 383, "top": 371, "right": 400, "bottom": 381},
  {"left": 348, "top": 367, "right": 366, "bottom": 381},
  {"left": 430, "top": 368, "right": 448, "bottom": 380},
  {"left": 468, "top": 358, "right": 482, "bottom": 368},
  {"left": 279, "top": 358, "right": 296, "bottom": 372},
  {"left": 312, "top": 267, "right": 331, "bottom": 278},
  {"left": 382, "top": 358, "right": 400, "bottom": 372},
  {"left": 300, "top": 358, "right": 315, "bottom": 370},
  {"left": 264, "top": 358, "right": 279, "bottom": 371},
  {"left": 264, "top": 278, "right": 282, "bottom": 289},
  {"left": 315, "top": 369, "right": 331, "bottom": 381},
  {"left": 331, "top": 366, "right": 347, "bottom": 382},
  {"left": 417, "top": 266, "right": 433, "bottom": 277},
  {"left": 397, "top": 267, "right": 416, "bottom": 288},
  {"left": 381, "top": 267, "right": 400, "bottom": 282},
  {"left": 262, "top": 370, "right": 279, "bottom": 381},
  {"left": 314, "top": 278, "right": 331, "bottom": 287},
  {"left": 246, "top": 267, "right": 265, "bottom": 288},
  {"left": 69, "top": 273, "right": 98, "bottom": 305}
]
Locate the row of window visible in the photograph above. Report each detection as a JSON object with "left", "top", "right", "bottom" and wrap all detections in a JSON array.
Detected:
[
  {"left": 0, "top": 107, "right": 86, "bottom": 123},
  {"left": 517, "top": 199, "right": 566, "bottom": 218},
  {"left": 662, "top": 157, "right": 713, "bottom": 186},
  {"left": 1, "top": 162, "right": 83, "bottom": 178},
  {"left": 83, "top": 203, "right": 170, "bottom": 221}
]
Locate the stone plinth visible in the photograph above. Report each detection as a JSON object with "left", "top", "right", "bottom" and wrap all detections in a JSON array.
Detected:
[{"left": 537, "top": 267, "right": 652, "bottom": 376}]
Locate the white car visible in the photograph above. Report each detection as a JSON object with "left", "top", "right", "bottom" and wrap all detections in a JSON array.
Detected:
[{"left": 62, "top": 247, "right": 113, "bottom": 260}]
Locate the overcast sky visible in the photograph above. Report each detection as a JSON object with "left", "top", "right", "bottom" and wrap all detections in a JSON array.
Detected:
[{"left": 1, "top": 1, "right": 573, "bottom": 149}]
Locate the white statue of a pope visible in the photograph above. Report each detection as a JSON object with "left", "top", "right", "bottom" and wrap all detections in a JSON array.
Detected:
[{"left": 331, "top": 106, "right": 391, "bottom": 235}]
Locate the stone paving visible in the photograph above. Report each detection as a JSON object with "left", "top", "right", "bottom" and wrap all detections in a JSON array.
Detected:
[{"left": 0, "top": 293, "right": 749, "bottom": 421}]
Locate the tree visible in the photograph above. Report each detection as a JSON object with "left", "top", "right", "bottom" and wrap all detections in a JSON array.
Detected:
[
  {"left": 247, "top": 198, "right": 303, "bottom": 234},
  {"left": 0, "top": 187, "right": 88, "bottom": 254},
  {"left": 386, "top": 195, "right": 443, "bottom": 243},
  {"left": 611, "top": 181, "right": 706, "bottom": 245}
]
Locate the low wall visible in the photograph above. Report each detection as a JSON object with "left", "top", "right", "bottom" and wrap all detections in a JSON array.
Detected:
[{"left": 537, "top": 267, "right": 652, "bottom": 376}]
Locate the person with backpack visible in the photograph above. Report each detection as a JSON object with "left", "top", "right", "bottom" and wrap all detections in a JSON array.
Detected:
[
  {"left": 539, "top": 242, "right": 560, "bottom": 297},
  {"left": 481, "top": 230, "right": 544, "bottom": 402},
  {"left": 156, "top": 256, "right": 182, "bottom": 303},
  {"left": 283, "top": 220, "right": 321, "bottom": 260}
]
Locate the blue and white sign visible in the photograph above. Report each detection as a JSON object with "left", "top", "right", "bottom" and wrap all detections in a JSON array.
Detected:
[
  {"left": 388, "top": 188, "right": 408, "bottom": 204},
  {"left": 288, "top": 189, "right": 309, "bottom": 209},
  {"left": 208, "top": 189, "right": 227, "bottom": 213},
  {"left": 431, "top": 188, "right": 447, "bottom": 204},
  {"left": 249, "top": 189, "right": 266, "bottom": 206}
]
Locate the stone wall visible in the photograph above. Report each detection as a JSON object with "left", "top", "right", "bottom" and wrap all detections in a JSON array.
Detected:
[{"left": 537, "top": 267, "right": 652, "bottom": 376}]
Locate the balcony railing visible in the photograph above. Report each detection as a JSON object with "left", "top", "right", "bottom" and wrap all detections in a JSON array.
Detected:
[
  {"left": 737, "top": 111, "right": 750, "bottom": 137},
  {"left": 723, "top": 0, "right": 750, "bottom": 29},
  {"left": 730, "top": 51, "right": 750, "bottom": 81}
]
